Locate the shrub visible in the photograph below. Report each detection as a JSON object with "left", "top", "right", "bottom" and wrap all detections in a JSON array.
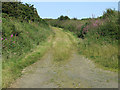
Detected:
[
  {"left": 2, "top": 2, "right": 43, "bottom": 23},
  {"left": 103, "top": 8, "right": 116, "bottom": 18},
  {"left": 73, "top": 17, "right": 77, "bottom": 20},
  {"left": 58, "top": 15, "right": 70, "bottom": 20}
]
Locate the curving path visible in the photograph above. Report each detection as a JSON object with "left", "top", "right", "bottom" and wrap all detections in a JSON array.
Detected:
[{"left": 10, "top": 27, "right": 118, "bottom": 88}]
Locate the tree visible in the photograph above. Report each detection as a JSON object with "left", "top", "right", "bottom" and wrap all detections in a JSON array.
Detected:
[
  {"left": 58, "top": 15, "right": 70, "bottom": 20},
  {"left": 73, "top": 17, "right": 77, "bottom": 20}
]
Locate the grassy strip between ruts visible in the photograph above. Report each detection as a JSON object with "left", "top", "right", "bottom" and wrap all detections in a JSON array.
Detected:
[
  {"left": 51, "top": 27, "right": 76, "bottom": 65},
  {"left": 2, "top": 35, "right": 54, "bottom": 88}
]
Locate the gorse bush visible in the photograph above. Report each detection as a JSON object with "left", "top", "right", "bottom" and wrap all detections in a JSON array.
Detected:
[
  {"left": 97, "top": 19, "right": 119, "bottom": 40},
  {"left": 103, "top": 9, "right": 116, "bottom": 18},
  {"left": 2, "top": 2, "right": 45, "bottom": 23}
]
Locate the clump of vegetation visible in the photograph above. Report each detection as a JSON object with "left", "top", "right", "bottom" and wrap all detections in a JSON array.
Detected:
[
  {"left": 47, "top": 9, "right": 118, "bottom": 40},
  {"left": 2, "top": 18, "right": 51, "bottom": 62},
  {"left": 2, "top": 2, "right": 46, "bottom": 23},
  {"left": 58, "top": 15, "right": 70, "bottom": 20}
]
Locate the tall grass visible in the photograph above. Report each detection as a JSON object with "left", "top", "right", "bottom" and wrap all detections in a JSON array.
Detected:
[
  {"left": 2, "top": 17, "right": 53, "bottom": 88},
  {"left": 2, "top": 17, "right": 52, "bottom": 61},
  {"left": 78, "top": 38, "right": 118, "bottom": 71}
]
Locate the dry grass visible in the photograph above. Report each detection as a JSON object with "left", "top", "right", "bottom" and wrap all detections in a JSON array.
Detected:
[
  {"left": 78, "top": 39, "right": 118, "bottom": 71},
  {"left": 51, "top": 27, "right": 76, "bottom": 64}
]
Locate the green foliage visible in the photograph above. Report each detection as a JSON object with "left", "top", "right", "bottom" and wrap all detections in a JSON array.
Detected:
[
  {"left": 2, "top": 17, "right": 53, "bottom": 88},
  {"left": 81, "top": 18, "right": 91, "bottom": 20},
  {"left": 77, "top": 22, "right": 89, "bottom": 38},
  {"left": 103, "top": 8, "right": 116, "bottom": 18},
  {"left": 72, "top": 17, "right": 77, "bottom": 20},
  {"left": 2, "top": 17, "right": 52, "bottom": 62},
  {"left": 48, "top": 9, "right": 118, "bottom": 41},
  {"left": 2, "top": 2, "right": 54, "bottom": 88},
  {"left": 3, "top": 35, "right": 52, "bottom": 88},
  {"left": 2, "top": 2, "right": 44, "bottom": 23},
  {"left": 78, "top": 39, "right": 118, "bottom": 71},
  {"left": 2, "top": 2, "right": 51, "bottom": 61},
  {"left": 58, "top": 15, "right": 70, "bottom": 20},
  {"left": 98, "top": 20, "right": 118, "bottom": 40}
]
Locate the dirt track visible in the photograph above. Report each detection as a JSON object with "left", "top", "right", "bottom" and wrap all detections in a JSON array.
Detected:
[{"left": 10, "top": 27, "right": 118, "bottom": 88}]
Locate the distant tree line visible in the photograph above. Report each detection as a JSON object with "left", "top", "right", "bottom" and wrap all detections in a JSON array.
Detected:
[
  {"left": 58, "top": 15, "right": 70, "bottom": 20},
  {"left": 2, "top": 2, "right": 44, "bottom": 22},
  {"left": 48, "top": 9, "right": 119, "bottom": 40},
  {"left": 57, "top": 15, "right": 79, "bottom": 20}
]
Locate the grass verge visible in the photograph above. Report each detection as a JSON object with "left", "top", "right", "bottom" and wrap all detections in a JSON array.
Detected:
[
  {"left": 78, "top": 38, "right": 118, "bottom": 72},
  {"left": 2, "top": 35, "right": 53, "bottom": 88},
  {"left": 2, "top": 17, "right": 54, "bottom": 88}
]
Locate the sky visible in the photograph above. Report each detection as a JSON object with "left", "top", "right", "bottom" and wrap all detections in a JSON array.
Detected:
[{"left": 22, "top": 2, "right": 118, "bottom": 19}]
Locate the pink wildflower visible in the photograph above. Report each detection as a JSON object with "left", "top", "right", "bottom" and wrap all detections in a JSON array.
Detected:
[
  {"left": 93, "top": 23, "right": 97, "bottom": 26},
  {"left": 5, "top": 39, "right": 7, "bottom": 40},
  {"left": 1, "top": 38, "right": 3, "bottom": 40},
  {"left": 11, "top": 34, "right": 13, "bottom": 38},
  {"left": 13, "top": 41, "right": 15, "bottom": 43},
  {"left": 96, "top": 20, "right": 98, "bottom": 23}
]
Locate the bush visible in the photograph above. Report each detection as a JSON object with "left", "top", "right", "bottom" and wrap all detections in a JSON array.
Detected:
[
  {"left": 103, "top": 9, "right": 116, "bottom": 18},
  {"left": 97, "top": 20, "right": 119, "bottom": 40},
  {"left": 72, "top": 17, "right": 77, "bottom": 20},
  {"left": 58, "top": 15, "right": 70, "bottom": 20},
  {"left": 2, "top": 2, "right": 43, "bottom": 22}
]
